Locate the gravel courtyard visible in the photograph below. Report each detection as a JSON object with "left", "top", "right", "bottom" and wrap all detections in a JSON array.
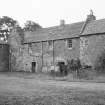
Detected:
[{"left": 0, "top": 73, "right": 105, "bottom": 105}]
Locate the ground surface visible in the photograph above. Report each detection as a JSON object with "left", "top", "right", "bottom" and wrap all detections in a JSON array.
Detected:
[{"left": 0, "top": 73, "right": 105, "bottom": 105}]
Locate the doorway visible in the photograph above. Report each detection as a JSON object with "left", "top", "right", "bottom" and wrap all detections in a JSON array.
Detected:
[
  {"left": 57, "top": 62, "right": 66, "bottom": 75},
  {"left": 31, "top": 62, "right": 36, "bottom": 73}
]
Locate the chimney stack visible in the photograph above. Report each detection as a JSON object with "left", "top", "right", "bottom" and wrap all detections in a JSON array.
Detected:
[
  {"left": 86, "top": 10, "right": 96, "bottom": 21},
  {"left": 60, "top": 19, "right": 65, "bottom": 26}
]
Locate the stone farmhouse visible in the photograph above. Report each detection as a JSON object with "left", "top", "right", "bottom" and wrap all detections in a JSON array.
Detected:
[{"left": 1, "top": 11, "right": 105, "bottom": 72}]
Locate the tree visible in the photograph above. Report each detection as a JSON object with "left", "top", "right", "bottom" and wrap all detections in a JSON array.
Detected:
[
  {"left": 23, "top": 20, "right": 42, "bottom": 31},
  {"left": 0, "top": 16, "right": 19, "bottom": 42},
  {"left": 0, "top": 16, "right": 17, "bottom": 30},
  {"left": 95, "top": 50, "right": 105, "bottom": 73},
  {"left": 16, "top": 25, "right": 24, "bottom": 44}
]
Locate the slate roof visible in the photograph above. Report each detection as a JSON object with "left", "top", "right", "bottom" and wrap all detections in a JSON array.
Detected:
[
  {"left": 24, "top": 21, "right": 84, "bottom": 43},
  {"left": 82, "top": 18, "right": 105, "bottom": 35}
]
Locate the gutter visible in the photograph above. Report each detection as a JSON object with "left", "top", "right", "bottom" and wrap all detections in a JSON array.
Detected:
[{"left": 79, "top": 32, "right": 105, "bottom": 37}]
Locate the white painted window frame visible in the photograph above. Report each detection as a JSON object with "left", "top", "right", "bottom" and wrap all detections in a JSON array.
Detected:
[{"left": 66, "top": 39, "right": 72, "bottom": 49}]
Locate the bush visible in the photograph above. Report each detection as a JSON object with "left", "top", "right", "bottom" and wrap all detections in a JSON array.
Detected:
[
  {"left": 95, "top": 50, "right": 105, "bottom": 73},
  {"left": 78, "top": 68, "right": 96, "bottom": 80},
  {"left": 66, "top": 58, "right": 81, "bottom": 73}
]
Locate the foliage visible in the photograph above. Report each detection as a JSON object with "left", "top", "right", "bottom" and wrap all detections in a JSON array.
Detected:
[
  {"left": 57, "top": 62, "right": 68, "bottom": 76},
  {"left": 77, "top": 68, "right": 96, "bottom": 79},
  {"left": 0, "top": 16, "right": 17, "bottom": 30},
  {"left": 15, "top": 25, "right": 24, "bottom": 44},
  {"left": 66, "top": 58, "right": 94, "bottom": 79},
  {"left": 23, "top": 20, "right": 42, "bottom": 31},
  {"left": 0, "top": 16, "right": 42, "bottom": 42},
  {"left": 95, "top": 50, "right": 105, "bottom": 73},
  {"left": 66, "top": 58, "right": 81, "bottom": 73},
  {"left": 53, "top": 58, "right": 82, "bottom": 77},
  {"left": 0, "top": 16, "right": 19, "bottom": 42}
]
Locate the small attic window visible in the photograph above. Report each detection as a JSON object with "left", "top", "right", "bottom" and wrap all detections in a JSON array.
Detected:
[{"left": 66, "top": 39, "right": 72, "bottom": 49}]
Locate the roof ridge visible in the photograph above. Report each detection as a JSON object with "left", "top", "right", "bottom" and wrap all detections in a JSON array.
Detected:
[
  {"left": 24, "top": 21, "right": 84, "bottom": 43},
  {"left": 42, "top": 21, "right": 84, "bottom": 29}
]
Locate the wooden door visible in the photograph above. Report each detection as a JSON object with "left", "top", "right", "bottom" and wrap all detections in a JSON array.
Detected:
[{"left": 31, "top": 62, "right": 36, "bottom": 73}]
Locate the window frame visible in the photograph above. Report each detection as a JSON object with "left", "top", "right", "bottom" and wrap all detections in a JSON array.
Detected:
[
  {"left": 28, "top": 43, "right": 32, "bottom": 55},
  {"left": 66, "top": 39, "right": 72, "bottom": 49}
]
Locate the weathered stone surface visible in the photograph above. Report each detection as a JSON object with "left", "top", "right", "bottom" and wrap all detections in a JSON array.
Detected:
[
  {"left": 9, "top": 29, "right": 24, "bottom": 71},
  {"left": 0, "top": 44, "right": 9, "bottom": 71},
  {"left": 8, "top": 17, "right": 105, "bottom": 73},
  {"left": 22, "top": 37, "right": 80, "bottom": 73},
  {"left": 80, "top": 34, "right": 105, "bottom": 67}
]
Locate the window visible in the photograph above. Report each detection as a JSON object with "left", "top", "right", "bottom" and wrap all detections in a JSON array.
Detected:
[
  {"left": 67, "top": 39, "right": 72, "bottom": 49},
  {"left": 85, "top": 39, "right": 88, "bottom": 46},
  {"left": 28, "top": 43, "right": 32, "bottom": 55},
  {"left": 80, "top": 38, "right": 88, "bottom": 47}
]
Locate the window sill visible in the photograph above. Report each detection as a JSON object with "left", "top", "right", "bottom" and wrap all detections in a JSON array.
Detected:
[{"left": 68, "top": 47, "right": 72, "bottom": 50}]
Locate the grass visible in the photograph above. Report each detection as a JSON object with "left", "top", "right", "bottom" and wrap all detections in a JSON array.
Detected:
[
  {"left": 0, "top": 88, "right": 105, "bottom": 105},
  {"left": 0, "top": 72, "right": 105, "bottom": 105}
]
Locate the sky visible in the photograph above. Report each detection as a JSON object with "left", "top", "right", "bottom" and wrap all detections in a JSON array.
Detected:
[{"left": 0, "top": 0, "right": 105, "bottom": 28}]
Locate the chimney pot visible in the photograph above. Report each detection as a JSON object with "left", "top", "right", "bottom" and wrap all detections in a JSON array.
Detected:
[
  {"left": 60, "top": 19, "right": 65, "bottom": 26},
  {"left": 87, "top": 10, "right": 96, "bottom": 21}
]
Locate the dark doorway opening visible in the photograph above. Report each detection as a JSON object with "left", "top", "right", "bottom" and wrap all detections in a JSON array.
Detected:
[
  {"left": 57, "top": 62, "right": 65, "bottom": 75},
  {"left": 0, "top": 44, "right": 9, "bottom": 72},
  {"left": 31, "top": 62, "right": 36, "bottom": 73}
]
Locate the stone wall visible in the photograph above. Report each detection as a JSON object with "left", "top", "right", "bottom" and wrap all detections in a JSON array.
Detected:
[
  {"left": 22, "top": 37, "right": 80, "bottom": 73},
  {"left": 54, "top": 38, "right": 80, "bottom": 62},
  {"left": 80, "top": 34, "right": 105, "bottom": 67},
  {"left": 42, "top": 41, "right": 53, "bottom": 72},
  {"left": 15, "top": 33, "right": 105, "bottom": 72},
  {"left": 9, "top": 30, "right": 24, "bottom": 71},
  {"left": 11, "top": 29, "right": 105, "bottom": 72},
  {"left": 22, "top": 42, "right": 42, "bottom": 72}
]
